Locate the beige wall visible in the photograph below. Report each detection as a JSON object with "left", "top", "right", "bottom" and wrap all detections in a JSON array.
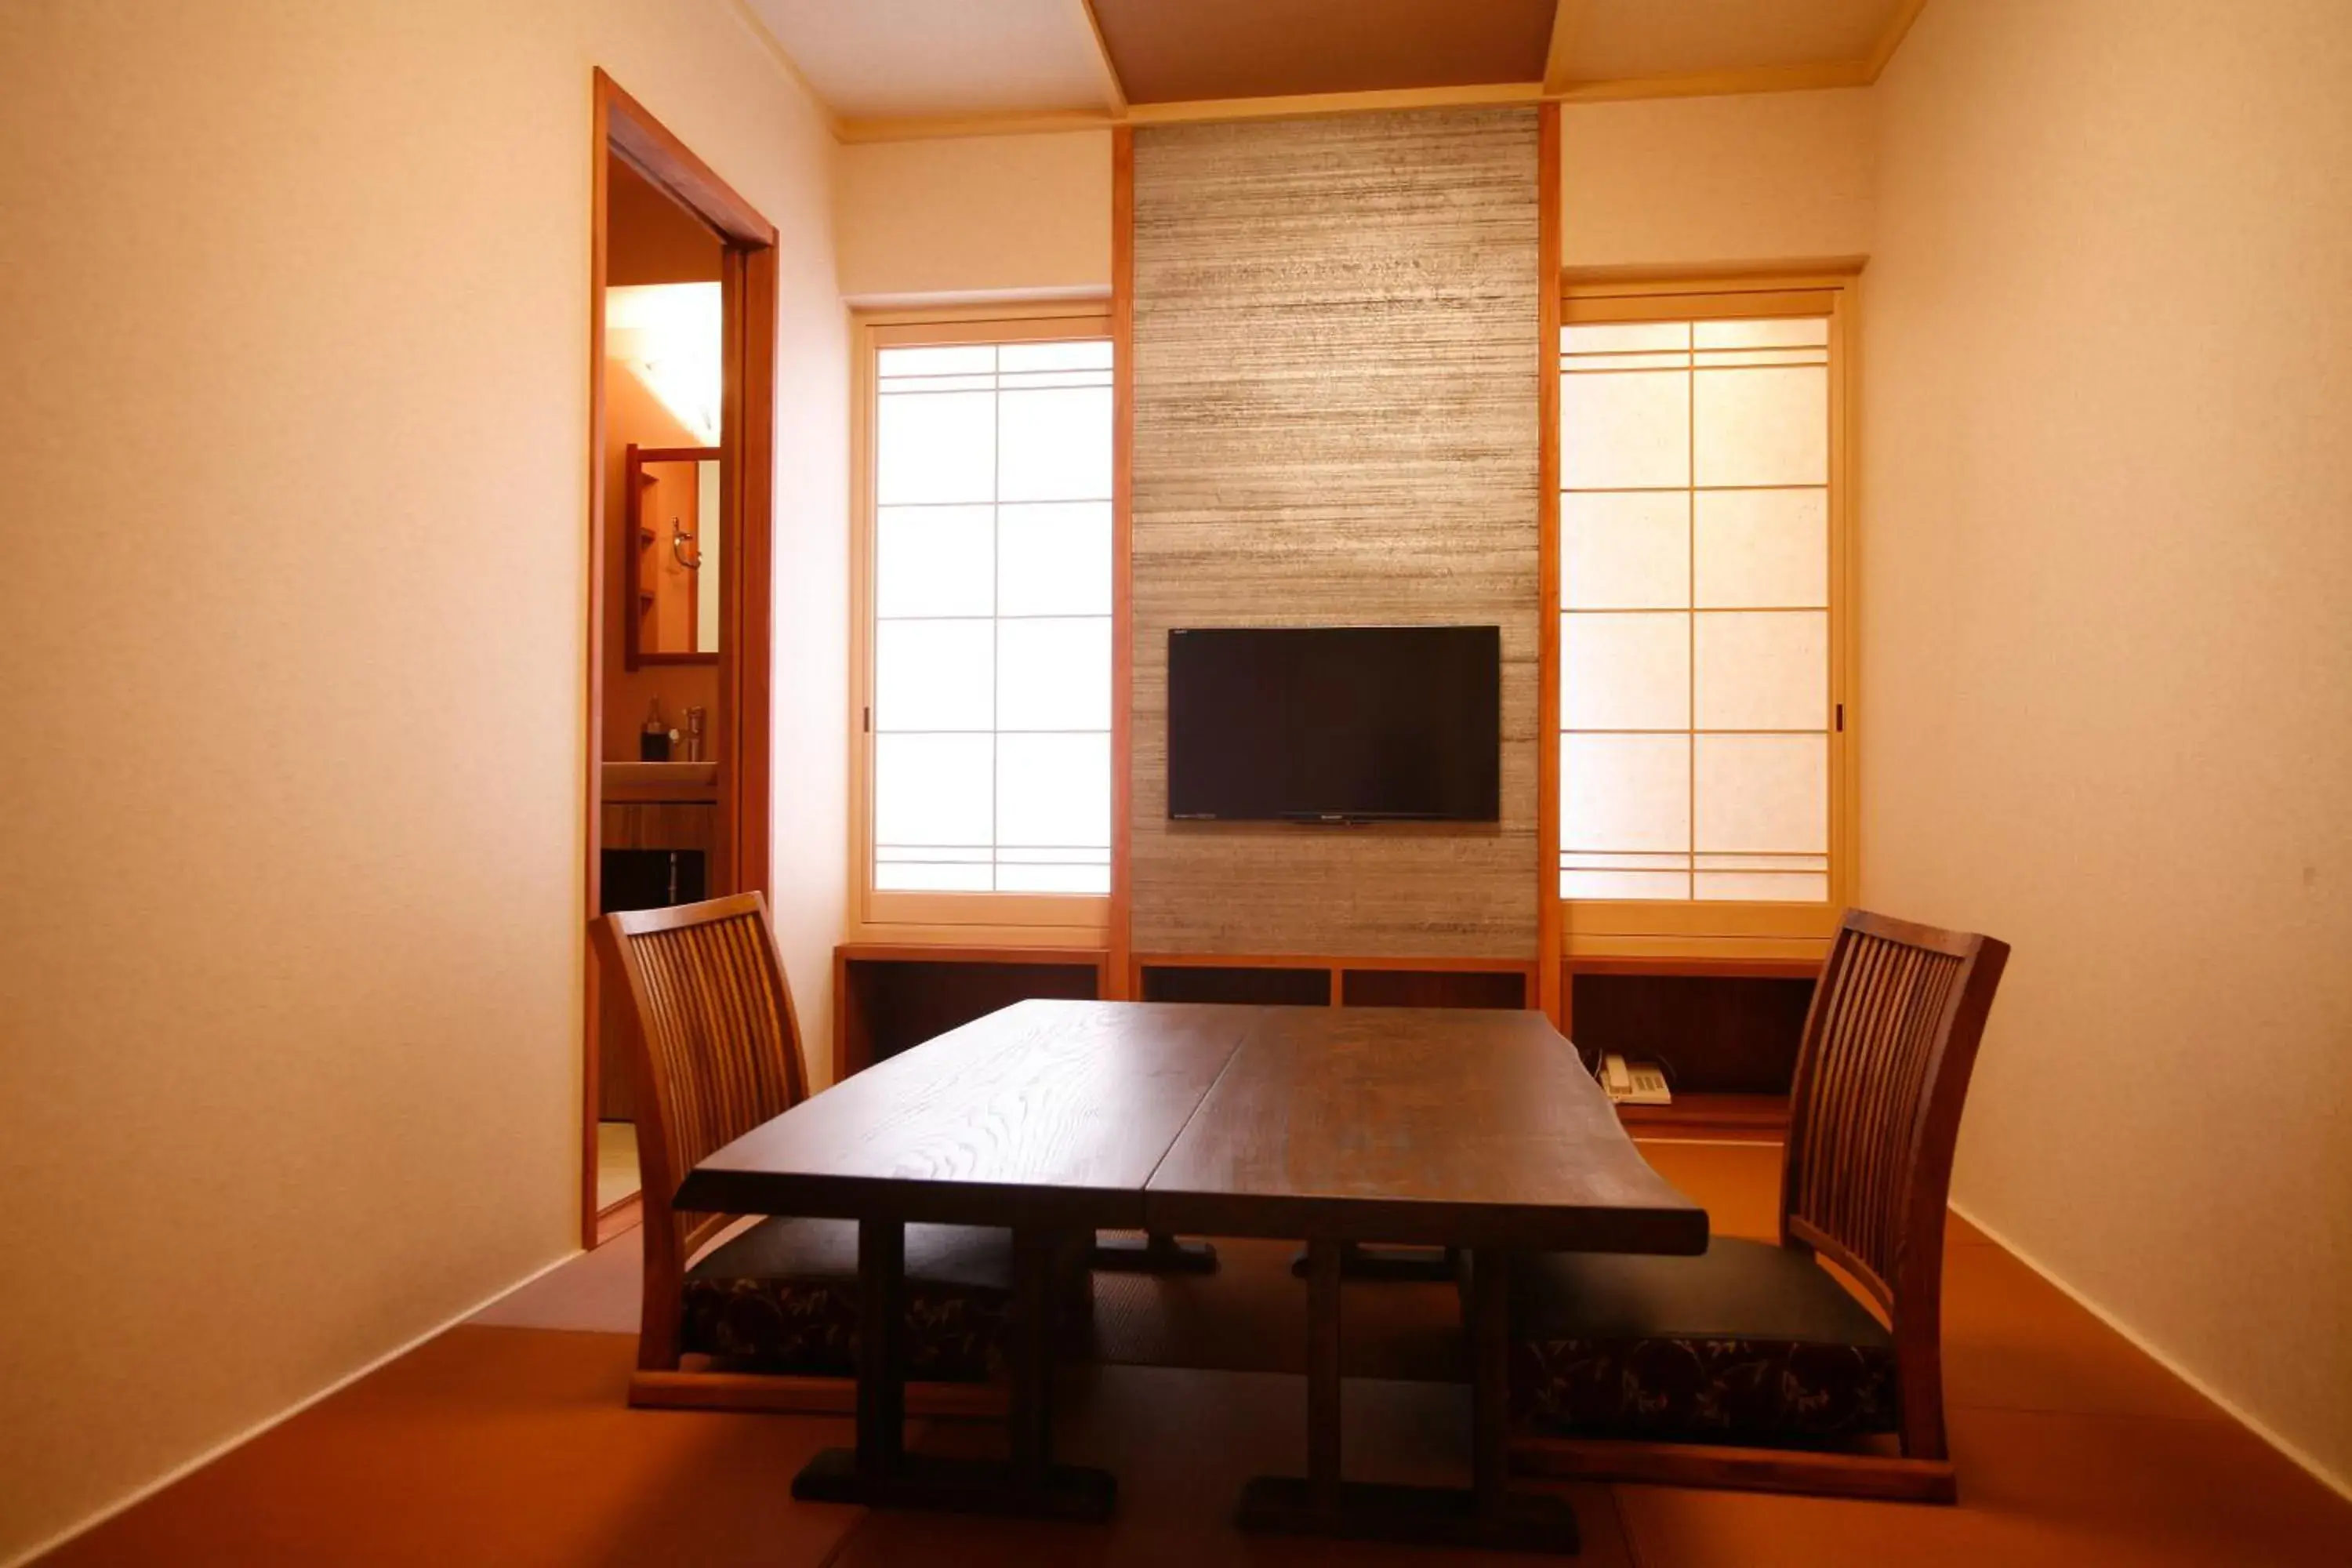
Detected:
[
  {"left": 1863, "top": 0, "right": 2352, "bottom": 1494},
  {"left": 1561, "top": 87, "right": 1875, "bottom": 267},
  {"left": 836, "top": 129, "right": 1113, "bottom": 303},
  {"left": 0, "top": 1, "right": 847, "bottom": 1559},
  {"left": 827, "top": 96, "right": 1868, "bottom": 305}
]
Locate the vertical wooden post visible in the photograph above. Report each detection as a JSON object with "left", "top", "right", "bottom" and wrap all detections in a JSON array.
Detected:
[
  {"left": 1108, "top": 125, "right": 1138, "bottom": 999},
  {"left": 1534, "top": 101, "right": 1566, "bottom": 1029}
]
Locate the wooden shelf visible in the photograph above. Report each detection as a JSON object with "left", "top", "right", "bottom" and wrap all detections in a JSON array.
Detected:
[{"left": 1614, "top": 1093, "right": 1790, "bottom": 1142}]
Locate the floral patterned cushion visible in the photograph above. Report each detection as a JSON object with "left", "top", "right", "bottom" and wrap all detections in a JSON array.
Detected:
[
  {"left": 681, "top": 1217, "right": 1014, "bottom": 1381},
  {"left": 1508, "top": 1237, "right": 1900, "bottom": 1445}
]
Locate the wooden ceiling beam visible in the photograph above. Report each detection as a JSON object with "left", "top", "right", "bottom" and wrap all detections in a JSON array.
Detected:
[
  {"left": 1076, "top": 0, "right": 1129, "bottom": 112},
  {"left": 1867, "top": 0, "right": 1933, "bottom": 79},
  {"left": 1542, "top": 0, "right": 1588, "bottom": 96}
]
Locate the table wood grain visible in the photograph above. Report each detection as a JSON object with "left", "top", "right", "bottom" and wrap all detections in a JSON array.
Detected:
[
  {"left": 1145, "top": 1006, "right": 1707, "bottom": 1254},
  {"left": 675, "top": 1000, "right": 1255, "bottom": 1229}
]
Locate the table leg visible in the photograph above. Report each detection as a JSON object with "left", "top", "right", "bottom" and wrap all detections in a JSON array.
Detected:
[
  {"left": 789, "top": 1218, "right": 1116, "bottom": 1522},
  {"left": 858, "top": 1217, "right": 906, "bottom": 1482},
  {"left": 1306, "top": 1238, "right": 1344, "bottom": 1516},
  {"left": 1234, "top": 1241, "right": 1580, "bottom": 1555},
  {"left": 1010, "top": 1226, "right": 1056, "bottom": 1486},
  {"left": 1468, "top": 1245, "right": 1512, "bottom": 1519},
  {"left": 1287, "top": 1240, "right": 1458, "bottom": 1283},
  {"left": 1087, "top": 1229, "right": 1219, "bottom": 1275}
]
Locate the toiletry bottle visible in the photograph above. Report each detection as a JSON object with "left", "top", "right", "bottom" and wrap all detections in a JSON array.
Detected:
[{"left": 641, "top": 699, "right": 670, "bottom": 762}]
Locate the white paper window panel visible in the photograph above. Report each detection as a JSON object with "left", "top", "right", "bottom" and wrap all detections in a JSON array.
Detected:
[
  {"left": 1565, "top": 350, "right": 1691, "bottom": 372},
  {"left": 1562, "top": 734, "right": 1690, "bottom": 852},
  {"left": 875, "top": 619, "right": 993, "bottom": 731},
  {"left": 1563, "top": 851, "right": 1687, "bottom": 870},
  {"left": 1694, "top": 734, "right": 1828, "bottom": 853},
  {"left": 874, "top": 734, "right": 993, "bottom": 847},
  {"left": 1694, "top": 318, "right": 1828, "bottom": 350},
  {"left": 1563, "top": 612, "right": 1689, "bottom": 730},
  {"left": 877, "top": 390, "right": 994, "bottom": 505},
  {"left": 1693, "top": 365, "right": 1828, "bottom": 488},
  {"left": 877, "top": 506, "right": 995, "bottom": 619},
  {"left": 875, "top": 861, "right": 995, "bottom": 891},
  {"left": 998, "top": 387, "right": 1112, "bottom": 503},
  {"left": 1562, "top": 869, "right": 1690, "bottom": 899},
  {"left": 1563, "top": 321, "right": 1690, "bottom": 354},
  {"left": 879, "top": 344, "right": 996, "bottom": 378},
  {"left": 997, "top": 862, "right": 1112, "bottom": 894},
  {"left": 1694, "top": 854, "right": 1827, "bottom": 873},
  {"left": 1695, "top": 348, "right": 1828, "bottom": 369},
  {"left": 1000, "top": 339, "right": 1113, "bottom": 372},
  {"left": 1563, "top": 370, "right": 1689, "bottom": 491},
  {"left": 1694, "top": 489, "right": 1828, "bottom": 609},
  {"left": 999, "top": 503, "right": 1112, "bottom": 615},
  {"left": 997, "top": 619, "right": 1112, "bottom": 731},
  {"left": 1697, "top": 872, "right": 1830, "bottom": 902},
  {"left": 1694, "top": 612, "right": 1828, "bottom": 731},
  {"left": 998, "top": 370, "right": 1114, "bottom": 391},
  {"left": 996, "top": 846, "right": 1108, "bottom": 864},
  {"left": 998, "top": 733, "right": 1110, "bottom": 848},
  {"left": 1563, "top": 492, "right": 1689, "bottom": 609}
]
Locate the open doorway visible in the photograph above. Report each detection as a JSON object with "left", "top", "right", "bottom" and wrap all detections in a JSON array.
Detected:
[{"left": 583, "top": 72, "right": 777, "bottom": 1247}]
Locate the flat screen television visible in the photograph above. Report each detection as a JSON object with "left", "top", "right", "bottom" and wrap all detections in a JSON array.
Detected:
[{"left": 1167, "top": 625, "right": 1501, "bottom": 823}]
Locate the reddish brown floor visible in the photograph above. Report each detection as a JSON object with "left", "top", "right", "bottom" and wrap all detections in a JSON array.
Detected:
[{"left": 44, "top": 1142, "right": 2352, "bottom": 1566}]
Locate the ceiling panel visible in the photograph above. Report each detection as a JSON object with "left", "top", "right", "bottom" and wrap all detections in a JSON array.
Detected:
[
  {"left": 1556, "top": 0, "right": 1904, "bottom": 83},
  {"left": 745, "top": 0, "right": 1113, "bottom": 118},
  {"left": 1090, "top": 0, "right": 1555, "bottom": 105}
]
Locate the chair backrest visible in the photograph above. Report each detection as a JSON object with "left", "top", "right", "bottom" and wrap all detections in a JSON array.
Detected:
[
  {"left": 1780, "top": 909, "right": 2009, "bottom": 1327},
  {"left": 598, "top": 893, "right": 809, "bottom": 1269}
]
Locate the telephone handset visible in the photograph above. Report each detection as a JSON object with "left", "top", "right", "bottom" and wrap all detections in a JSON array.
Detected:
[{"left": 1599, "top": 1052, "right": 1672, "bottom": 1106}]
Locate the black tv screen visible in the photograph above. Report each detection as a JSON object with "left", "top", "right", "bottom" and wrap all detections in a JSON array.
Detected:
[{"left": 1167, "top": 625, "right": 1501, "bottom": 822}]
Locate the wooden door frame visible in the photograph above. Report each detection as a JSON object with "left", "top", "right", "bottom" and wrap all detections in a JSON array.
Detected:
[{"left": 585, "top": 68, "right": 779, "bottom": 1247}]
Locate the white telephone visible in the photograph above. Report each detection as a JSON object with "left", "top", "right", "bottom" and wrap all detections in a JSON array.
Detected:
[{"left": 1600, "top": 1052, "right": 1672, "bottom": 1106}]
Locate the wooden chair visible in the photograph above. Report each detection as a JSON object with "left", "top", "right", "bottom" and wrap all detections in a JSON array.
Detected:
[
  {"left": 1509, "top": 909, "right": 2009, "bottom": 1502},
  {"left": 598, "top": 892, "right": 1011, "bottom": 1417}
]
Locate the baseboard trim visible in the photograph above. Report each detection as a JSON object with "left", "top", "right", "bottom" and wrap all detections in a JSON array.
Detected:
[
  {"left": 1948, "top": 1199, "right": 2352, "bottom": 1505},
  {"left": 3, "top": 1247, "right": 583, "bottom": 1568}
]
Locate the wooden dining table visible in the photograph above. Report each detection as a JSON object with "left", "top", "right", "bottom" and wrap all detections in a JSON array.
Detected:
[{"left": 676, "top": 999, "right": 1706, "bottom": 1555}]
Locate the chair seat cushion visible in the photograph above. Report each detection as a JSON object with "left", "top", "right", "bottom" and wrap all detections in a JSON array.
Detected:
[
  {"left": 1509, "top": 1237, "right": 1898, "bottom": 1445},
  {"left": 681, "top": 1217, "right": 1014, "bottom": 1381}
]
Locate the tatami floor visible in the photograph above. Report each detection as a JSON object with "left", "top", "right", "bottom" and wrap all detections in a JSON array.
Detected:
[{"left": 44, "top": 1142, "right": 2352, "bottom": 1566}]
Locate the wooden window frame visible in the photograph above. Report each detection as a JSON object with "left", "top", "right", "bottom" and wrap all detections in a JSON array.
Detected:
[
  {"left": 1546, "top": 271, "right": 1861, "bottom": 963},
  {"left": 848, "top": 302, "right": 1118, "bottom": 946}
]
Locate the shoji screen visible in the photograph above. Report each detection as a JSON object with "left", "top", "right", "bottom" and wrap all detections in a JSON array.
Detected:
[{"left": 1557, "top": 289, "right": 1849, "bottom": 931}]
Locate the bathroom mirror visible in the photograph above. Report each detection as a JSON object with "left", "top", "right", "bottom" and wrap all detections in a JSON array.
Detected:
[{"left": 625, "top": 445, "right": 721, "bottom": 667}]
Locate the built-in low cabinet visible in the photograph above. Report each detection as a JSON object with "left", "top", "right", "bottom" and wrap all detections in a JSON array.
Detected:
[
  {"left": 831, "top": 946, "right": 1820, "bottom": 1145},
  {"left": 1563, "top": 958, "right": 1821, "bottom": 1141}
]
